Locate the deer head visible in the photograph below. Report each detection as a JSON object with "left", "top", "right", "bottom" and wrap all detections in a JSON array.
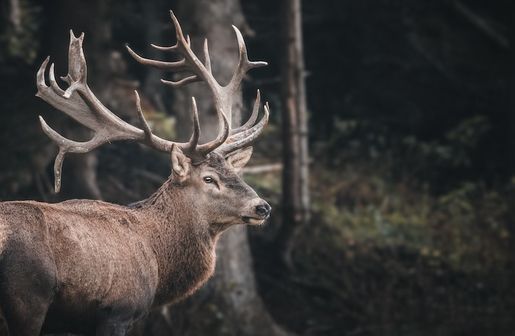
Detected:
[
  {"left": 36, "top": 11, "right": 271, "bottom": 228},
  {"left": 170, "top": 146, "right": 271, "bottom": 229}
]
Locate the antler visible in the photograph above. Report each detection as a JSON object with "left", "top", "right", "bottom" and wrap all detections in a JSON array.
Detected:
[
  {"left": 126, "top": 10, "right": 269, "bottom": 157},
  {"left": 36, "top": 30, "right": 228, "bottom": 192}
]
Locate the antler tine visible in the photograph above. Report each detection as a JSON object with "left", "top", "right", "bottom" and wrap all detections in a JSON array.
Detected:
[
  {"left": 48, "top": 63, "right": 66, "bottom": 95},
  {"left": 227, "top": 26, "right": 267, "bottom": 94},
  {"left": 134, "top": 90, "right": 153, "bottom": 141},
  {"left": 151, "top": 43, "right": 178, "bottom": 51},
  {"left": 38, "top": 115, "right": 90, "bottom": 192},
  {"left": 126, "top": 46, "right": 190, "bottom": 72},
  {"left": 203, "top": 39, "right": 212, "bottom": 74},
  {"left": 230, "top": 89, "right": 260, "bottom": 135},
  {"left": 187, "top": 97, "right": 201, "bottom": 150},
  {"left": 218, "top": 102, "right": 270, "bottom": 156},
  {"left": 161, "top": 75, "right": 200, "bottom": 88}
]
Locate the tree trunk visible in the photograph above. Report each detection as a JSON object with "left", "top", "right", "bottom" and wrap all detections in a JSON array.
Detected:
[
  {"left": 277, "top": 0, "right": 310, "bottom": 268},
  {"left": 140, "top": 0, "right": 169, "bottom": 114},
  {"left": 138, "top": 1, "right": 290, "bottom": 335}
]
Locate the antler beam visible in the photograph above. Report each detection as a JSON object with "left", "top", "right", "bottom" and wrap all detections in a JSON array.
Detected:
[
  {"left": 37, "top": 12, "right": 270, "bottom": 192},
  {"left": 126, "top": 11, "right": 270, "bottom": 155},
  {"left": 36, "top": 31, "right": 228, "bottom": 192}
]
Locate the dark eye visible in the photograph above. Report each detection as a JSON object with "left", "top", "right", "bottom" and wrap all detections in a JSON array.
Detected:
[{"left": 203, "top": 176, "right": 215, "bottom": 184}]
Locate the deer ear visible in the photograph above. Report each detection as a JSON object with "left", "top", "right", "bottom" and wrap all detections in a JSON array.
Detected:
[
  {"left": 226, "top": 147, "right": 253, "bottom": 172},
  {"left": 171, "top": 145, "right": 191, "bottom": 180}
]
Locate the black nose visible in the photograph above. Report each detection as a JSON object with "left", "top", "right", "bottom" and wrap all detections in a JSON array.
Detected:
[{"left": 255, "top": 202, "right": 272, "bottom": 218}]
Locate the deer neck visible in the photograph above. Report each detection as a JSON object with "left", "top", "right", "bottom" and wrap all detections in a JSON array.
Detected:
[{"left": 135, "top": 180, "right": 217, "bottom": 304}]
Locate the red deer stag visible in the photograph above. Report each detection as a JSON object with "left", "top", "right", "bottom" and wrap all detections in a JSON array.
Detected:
[{"left": 0, "top": 11, "right": 271, "bottom": 336}]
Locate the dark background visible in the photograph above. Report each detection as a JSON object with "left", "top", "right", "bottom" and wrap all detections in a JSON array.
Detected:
[{"left": 1, "top": 0, "right": 515, "bottom": 335}]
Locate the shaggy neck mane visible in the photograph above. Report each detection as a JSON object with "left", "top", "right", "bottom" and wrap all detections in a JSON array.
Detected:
[{"left": 132, "top": 179, "right": 217, "bottom": 305}]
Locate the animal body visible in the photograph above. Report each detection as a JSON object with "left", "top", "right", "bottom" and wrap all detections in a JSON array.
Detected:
[{"left": 0, "top": 11, "right": 271, "bottom": 336}]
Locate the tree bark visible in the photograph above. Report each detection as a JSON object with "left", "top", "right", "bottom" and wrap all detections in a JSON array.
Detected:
[
  {"left": 138, "top": 1, "right": 290, "bottom": 335},
  {"left": 277, "top": 0, "right": 310, "bottom": 268},
  {"left": 140, "top": 0, "right": 169, "bottom": 114}
]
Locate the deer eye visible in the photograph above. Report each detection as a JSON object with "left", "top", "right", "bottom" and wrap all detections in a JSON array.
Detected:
[{"left": 203, "top": 176, "right": 215, "bottom": 184}]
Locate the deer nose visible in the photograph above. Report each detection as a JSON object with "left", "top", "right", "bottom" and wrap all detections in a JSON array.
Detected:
[{"left": 255, "top": 201, "right": 272, "bottom": 219}]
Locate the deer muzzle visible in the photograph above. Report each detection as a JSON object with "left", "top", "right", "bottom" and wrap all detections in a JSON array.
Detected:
[{"left": 242, "top": 198, "right": 272, "bottom": 225}]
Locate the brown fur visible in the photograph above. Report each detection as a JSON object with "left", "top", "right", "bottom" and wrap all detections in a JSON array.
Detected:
[
  {"left": 26, "top": 14, "right": 271, "bottom": 334},
  {"left": 0, "top": 151, "right": 270, "bottom": 335}
]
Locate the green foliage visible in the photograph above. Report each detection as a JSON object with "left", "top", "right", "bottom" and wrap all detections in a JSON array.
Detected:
[
  {"left": 249, "top": 132, "right": 515, "bottom": 334},
  {"left": 311, "top": 167, "right": 512, "bottom": 271},
  {"left": 274, "top": 162, "right": 515, "bottom": 335},
  {"left": 443, "top": 116, "right": 491, "bottom": 167},
  {"left": 326, "top": 115, "right": 492, "bottom": 184},
  {"left": 146, "top": 111, "right": 177, "bottom": 140},
  {"left": 400, "top": 115, "right": 491, "bottom": 170}
]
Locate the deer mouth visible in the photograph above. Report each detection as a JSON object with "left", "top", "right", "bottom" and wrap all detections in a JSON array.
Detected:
[{"left": 242, "top": 216, "right": 266, "bottom": 225}]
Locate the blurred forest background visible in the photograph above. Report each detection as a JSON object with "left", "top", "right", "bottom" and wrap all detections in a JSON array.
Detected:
[{"left": 1, "top": 0, "right": 515, "bottom": 335}]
